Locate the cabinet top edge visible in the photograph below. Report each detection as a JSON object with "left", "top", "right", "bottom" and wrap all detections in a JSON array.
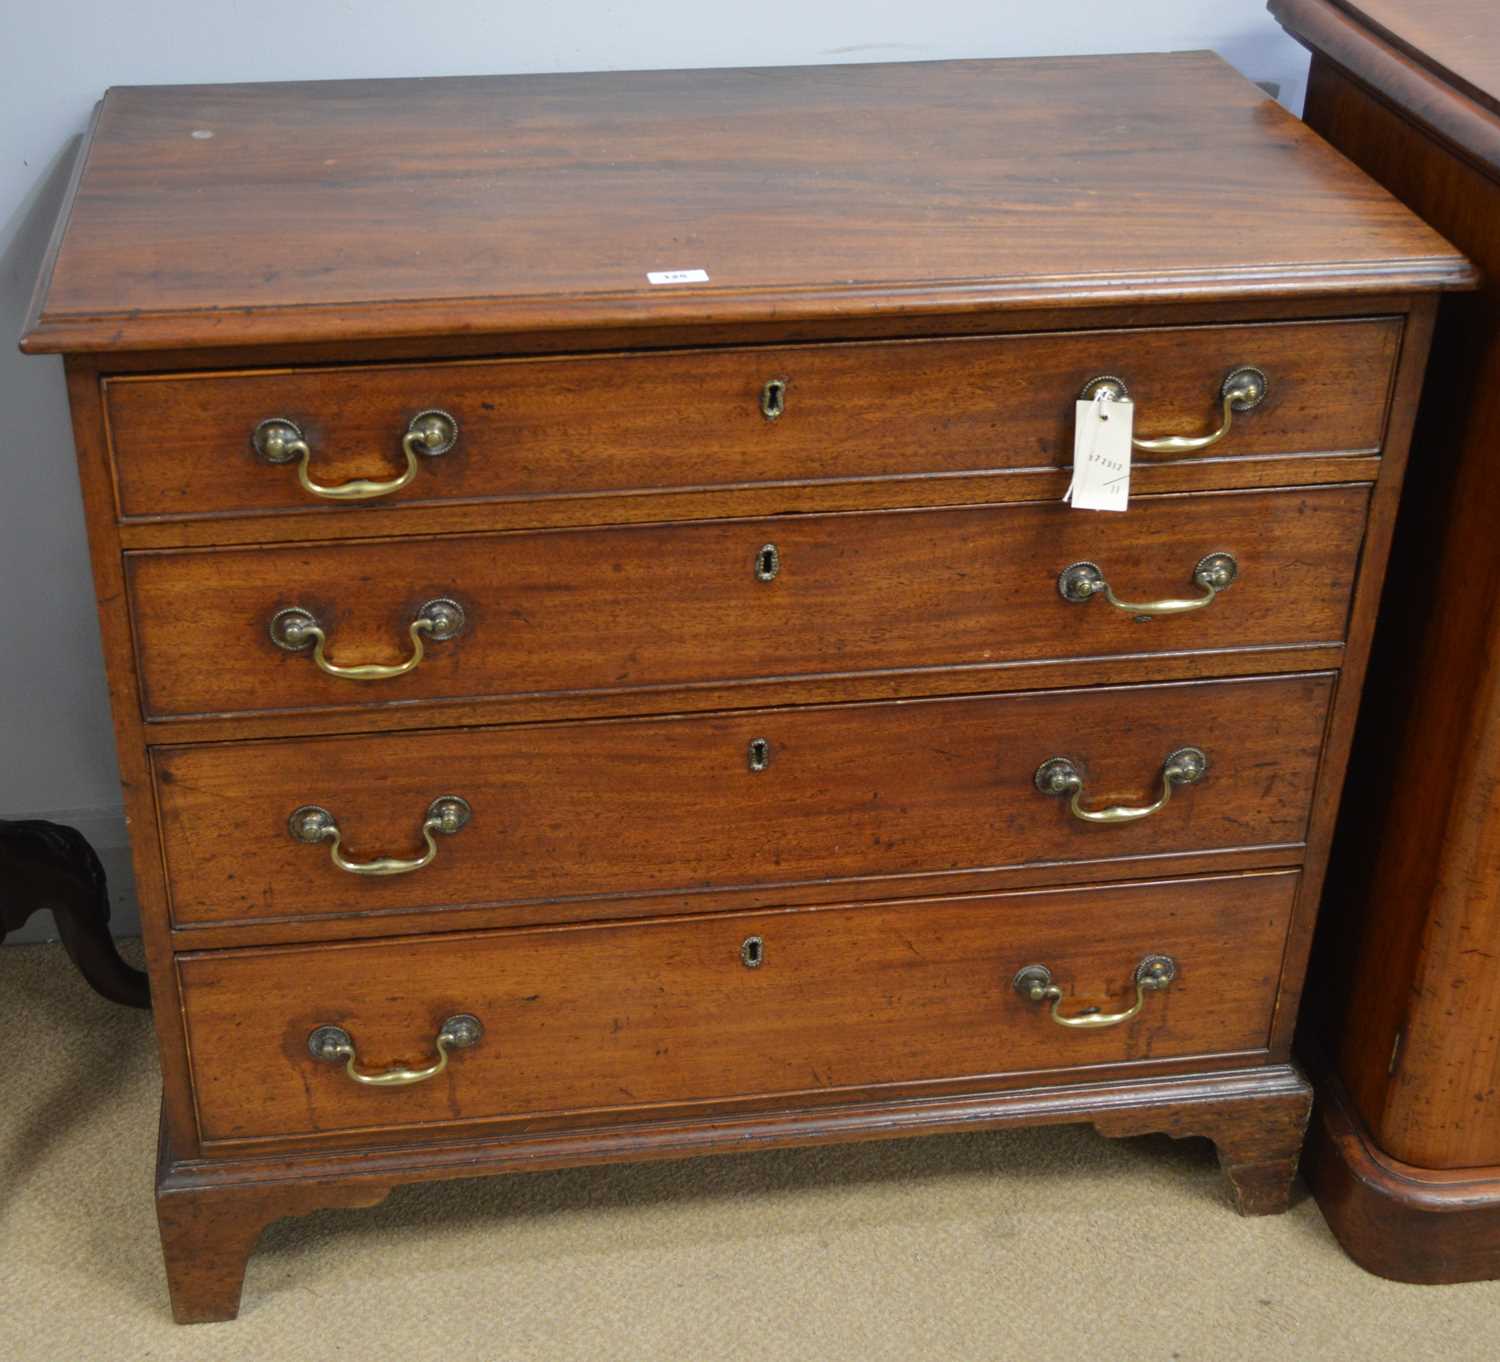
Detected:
[
  {"left": 19, "top": 51, "right": 1475, "bottom": 357},
  {"left": 1271, "top": 0, "right": 1500, "bottom": 179}
]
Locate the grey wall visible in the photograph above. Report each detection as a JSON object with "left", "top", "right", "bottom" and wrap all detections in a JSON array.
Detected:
[{"left": 0, "top": 1, "right": 1310, "bottom": 939}]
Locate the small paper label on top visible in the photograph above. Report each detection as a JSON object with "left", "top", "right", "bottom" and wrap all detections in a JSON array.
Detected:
[
  {"left": 1064, "top": 394, "right": 1133, "bottom": 512},
  {"left": 646, "top": 268, "right": 710, "bottom": 285}
]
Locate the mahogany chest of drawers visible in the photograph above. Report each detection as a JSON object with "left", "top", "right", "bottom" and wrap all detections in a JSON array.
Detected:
[{"left": 20, "top": 53, "right": 1472, "bottom": 1321}]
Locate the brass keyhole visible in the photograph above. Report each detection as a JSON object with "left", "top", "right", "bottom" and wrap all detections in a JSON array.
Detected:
[
  {"left": 755, "top": 544, "right": 780, "bottom": 582},
  {"left": 747, "top": 737, "right": 771, "bottom": 772},
  {"left": 760, "top": 378, "right": 787, "bottom": 420},
  {"left": 741, "top": 935, "right": 765, "bottom": 968}
]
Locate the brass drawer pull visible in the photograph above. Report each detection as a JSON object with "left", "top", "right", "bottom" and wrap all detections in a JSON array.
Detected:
[
  {"left": 307, "top": 1013, "right": 483, "bottom": 1086},
  {"left": 252, "top": 409, "right": 458, "bottom": 501},
  {"left": 1058, "top": 552, "right": 1237, "bottom": 616},
  {"left": 269, "top": 597, "right": 465, "bottom": 680},
  {"left": 1013, "top": 956, "right": 1176, "bottom": 1029},
  {"left": 288, "top": 796, "right": 471, "bottom": 876},
  {"left": 1080, "top": 367, "right": 1268, "bottom": 453},
  {"left": 1034, "top": 747, "right": 1207, "bottom": 824}
]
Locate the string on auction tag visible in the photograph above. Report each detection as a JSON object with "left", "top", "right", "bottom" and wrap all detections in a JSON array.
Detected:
[{"left": 1064, "top": 387, "right": 1133, "bottom": 512}]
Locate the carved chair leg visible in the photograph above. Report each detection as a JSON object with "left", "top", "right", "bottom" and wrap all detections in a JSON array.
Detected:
[
  {"left": 52, "top": 889, "right": 150, "bottom": 1008},
  {"left": 156, "top": 1179, "right": 394, "bottom": 1323},
  {"left": 0, "top": 818, "right": 149, "bottom": 1008}
]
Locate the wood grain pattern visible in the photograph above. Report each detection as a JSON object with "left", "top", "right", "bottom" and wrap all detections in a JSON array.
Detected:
[
  {"left": 1270, "top": 0, "right": 1500, "bottom": 174},
  {"left": 1279, "top": 7, "right": 1500, "bottom": 1167},
  {"left": 18, "top": 49, "right": 1460, "bottom": 1319},
  {"left": 135, "top": 644, "right": 1350, "bottom": 750},
  {"left": 154, "top": 1062, "right": 1312, "bottom": 1320},
  {"left": 163, "top": 845, "right": 1308, "bottom": 953},
  {"left": 1301, "top": 1072, "right": 1500, "bottom": 1283},
  {"left": 60, "top": 362, "right": 203, "bottom": 1158},
  {"left": 1262, "top": 297, "right": 1438, "bottom": 1059},
  {"left": 1325, "top": 0, "right": 1500, "bottom": 121},
  {"left": 1273, "top": 0, "right": 1500, "bottom": 1285},
  {"left": 176, "top": 872, "right": 1298, "bottom": 1145},
  {"left": 103, "top": 320, "right": 1399, "bottom": 521},
  {"left": 20, "top": 54, "right": 1470, "bottom": 354},
  {"left": 112, "top": 454, "right": 1389, "bottom": 554},
  {"left": 152, "top": 674, "right": 1334, "bottom": 930},
  {"left": 125, "top": 487, "right": 1370, "bottom": 721},
  {"left": 154, "top": 1117, "right": 394, "bottom": 1324},
  {"left": 72, "top": 291, "right": 1433, "bottom": 376}
]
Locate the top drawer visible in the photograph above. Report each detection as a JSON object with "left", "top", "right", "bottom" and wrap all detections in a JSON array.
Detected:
[{"left": 104, "top": 319, "right": 1399, "bottom": 521}]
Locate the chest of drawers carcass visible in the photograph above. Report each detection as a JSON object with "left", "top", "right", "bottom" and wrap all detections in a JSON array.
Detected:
[{"left": 20, "top": 53, "right": 1473, "bottom": 1321}]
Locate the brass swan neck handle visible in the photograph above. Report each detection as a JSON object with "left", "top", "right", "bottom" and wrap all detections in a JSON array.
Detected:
[
  {"left": 1034, "top": 748, "right": 1208, "bottom": 824},
  {"left": 252, "top": 409, "right": 458, "bottom": 501},
  {"left": 1079, "top": 367, "right": 1268, "bottom": 454},
  {"left": 1058, "top": 553, "right": 1237, "bottom": 617},
  {"left": 307, "top": 1014, "right": 483, "bottom": 1086},
  {"left": 269, "top": 597, "right": 465, "bottom": 681},
  {"left": 1013, "top": 956, "right": 1177, "bottom": 1029},
  {"left": 288, "top": 796, "right": 472, "bottom": 876}
]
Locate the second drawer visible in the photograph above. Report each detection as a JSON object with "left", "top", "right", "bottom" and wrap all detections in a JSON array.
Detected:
[
  {"left": 126, "top": 486, "right": 1368, "bottom": 720},
  {"left": 153, "top": 673, "right": 1334, "bottom": 928}
]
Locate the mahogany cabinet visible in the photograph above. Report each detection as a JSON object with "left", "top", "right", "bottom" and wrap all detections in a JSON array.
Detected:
[
  {"left": 1270, "top": 0, "right": 1500, "bottom": 1283},
  {"left": 19, "top": 53, "right": 1470, "bottom": 1319}
]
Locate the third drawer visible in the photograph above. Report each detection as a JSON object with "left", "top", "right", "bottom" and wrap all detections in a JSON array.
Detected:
[
  {"left": 153, "top": 672, "right": 1334, "bottom": 929},
  {"left": 126, "top": 486, "right": 1368, "bottom": 720}
]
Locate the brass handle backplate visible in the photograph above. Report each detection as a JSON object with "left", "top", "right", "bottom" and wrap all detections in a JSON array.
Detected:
[
  {"left": 307, "top": 1013, "right": 483, "bottom": 1086},
  {"left": 1013, "top": 956, "right": 1177, "bottom": 1028},
  {"left": 288, "top": 795, "right": 471, "bottom": 876},
  {"left": 252, "top": 409, "right": 458, "bottom": 501},
  {"left": 1079, "top": 367, "right": 1268, "bottom": 453},
  {"left": 1058, "top": 553, "right": 1238, "bottom": 617},
  {"left": 270, "top": 596, "right": 465, "bottom": 680},
  {"left": 1035, "top": 747, "right": 1207, "bottom": 824}
]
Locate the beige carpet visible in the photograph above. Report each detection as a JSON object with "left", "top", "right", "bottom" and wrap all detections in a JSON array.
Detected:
[{"left": 4, "top": 941, "right": 1497, "bottom": 1361}]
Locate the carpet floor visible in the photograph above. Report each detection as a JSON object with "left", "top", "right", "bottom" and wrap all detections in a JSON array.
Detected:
[{"left": 3, "top": 939, "right": 1496, "bottom": 1361}]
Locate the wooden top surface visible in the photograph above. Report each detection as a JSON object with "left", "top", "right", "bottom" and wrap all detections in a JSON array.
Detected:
[
  {"left": 20, "top": 52, "right": 1472, "bottom": 355},
  {"left": 1334, "top": 1, "right": 1500, "bottom": 118},
  {"left": 1272, "top": 0, "right": 1500, "bottom": 179}
]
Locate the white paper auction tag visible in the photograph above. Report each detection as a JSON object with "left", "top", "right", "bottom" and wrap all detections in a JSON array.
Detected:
[
  {"left": 646, "top": 268, "right": 710, "bottom": 285},
  {"left": 1064, "top": 393, "right": 1133, "bottom": 512}
]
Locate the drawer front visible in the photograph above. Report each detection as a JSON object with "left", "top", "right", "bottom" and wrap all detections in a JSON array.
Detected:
[
  {"left": 106, "top": 319, "right": 1398, "bottom": 520},
  {"left": 178, "top": 871, "right": 1298, "bottom": 1145},
  {"left": 127, "top": 487, "right": 1368, "bottom": 720},
  {"left": 154, "top": 674, "right": 1333, "bottom": 928}
]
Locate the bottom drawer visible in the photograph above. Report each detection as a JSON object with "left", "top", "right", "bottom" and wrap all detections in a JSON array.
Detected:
[{"left": 179, "top": 870, "right": 1298, "bottom": 1147}]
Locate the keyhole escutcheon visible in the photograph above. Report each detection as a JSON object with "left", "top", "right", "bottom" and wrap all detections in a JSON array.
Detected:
[
  {"left": 760, "top": 378, "right": 787, "bottom": 420},
  {"left": 755, "top": 543, "right": 781, "bottom": 582},
  {"left": 741, "top": 935, "right": 765, "bottom": 968},
  {"left": 747, "top": 737, "right": 772, "bottom": 772}
]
